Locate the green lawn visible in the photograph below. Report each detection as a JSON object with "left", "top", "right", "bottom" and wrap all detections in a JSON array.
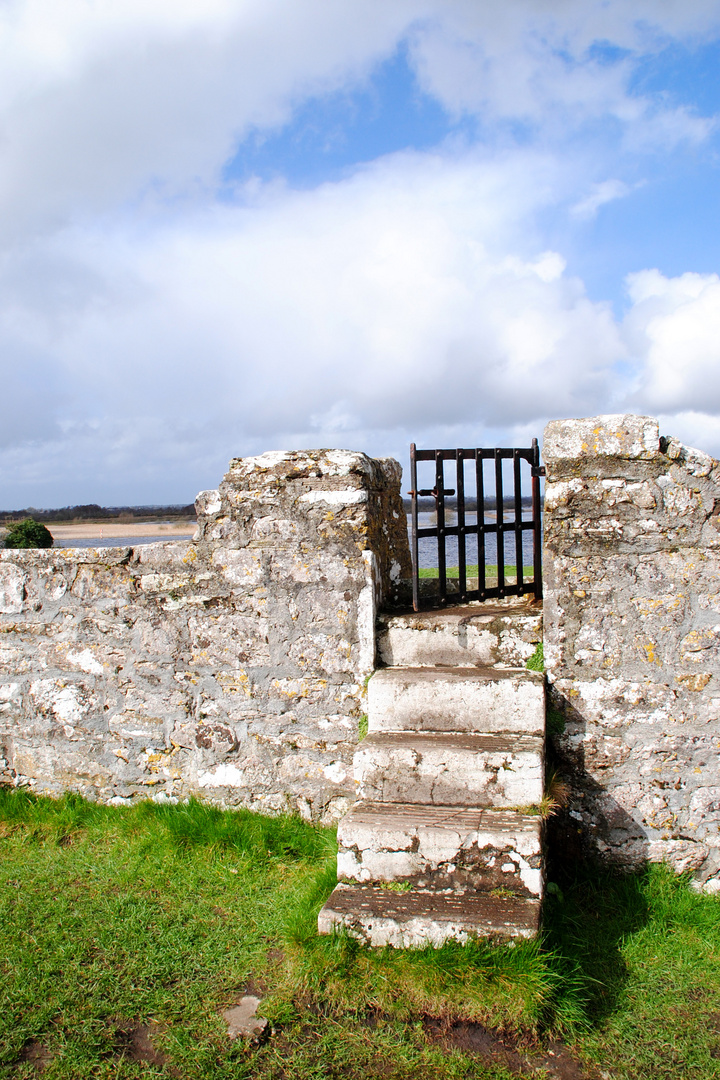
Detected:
[
  {"left": 418, "top": 565, "right": 534, "bottom": 580},
  {"left": 1, "top": 789, "right": 719, "bottom": 1079}
]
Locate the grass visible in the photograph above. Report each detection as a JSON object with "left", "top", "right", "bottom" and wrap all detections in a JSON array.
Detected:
[
  {"left": 418, "top": 565, "right": 534, "bottom": 580},
  {"left": 543, "top": 863, "right": 720, "bottom": 1078},
  {"left": 1, "top": 789, "right": 719, "bottom": 1078},
  {"left": 525, "top": 642, "right": 544, "bottom": 672}
]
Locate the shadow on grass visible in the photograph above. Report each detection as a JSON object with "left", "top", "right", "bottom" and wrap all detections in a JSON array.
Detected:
[
  {"left": 541, "top": 831, "right": 651, "bottom": 1032},
  {"left": 538, "top": 687, "right": 656, "bottom": 1034}
]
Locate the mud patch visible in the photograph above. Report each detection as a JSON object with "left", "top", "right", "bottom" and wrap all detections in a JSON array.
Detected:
[
  {"left": 708, "top": 1012, "right": 720, "bottom": 1058},
  {"left": 423, "top": 1018, "right": 599, "bottom": 1079},
  {"left": 112, "top": 1020, "right": 167, "bottom": 1066},
  {"left": 14, "top": 1040, "right": 53, "bottom": 1073},
  {"left": 222, "top": 995, "right": 269, "bottom": 1045}
]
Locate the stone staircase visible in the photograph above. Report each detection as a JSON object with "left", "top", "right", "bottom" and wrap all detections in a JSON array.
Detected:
[{"left": 318, "top": 598, "right": 545, "bottom": 948}]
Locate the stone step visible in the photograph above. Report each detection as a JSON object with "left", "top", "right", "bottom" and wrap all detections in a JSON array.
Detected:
[
  {"left": 318, "top": 882, "right": 541, "bottom": 947},
  {"left": 337, "top": 801, "right": 542, "bottom": 896},
  {"left": 377, "top": 599, "right": 542, "bottom": 669},
  {"left": 355, "top": 732, "right": 544, "bottom": 807},
  {"left": 367, "top": 666, "right": 544, "bottom": 735}
]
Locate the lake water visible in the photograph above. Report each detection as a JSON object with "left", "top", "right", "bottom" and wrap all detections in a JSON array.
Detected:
[
  {"left": 410, "top": 511, "right": 539, "bottom": 571},
  {"left": 53, "top": 534, "right": 195, "bottom": 549},
  {"left": 48, "top": 516, "right": 538, "bottom": 566}
]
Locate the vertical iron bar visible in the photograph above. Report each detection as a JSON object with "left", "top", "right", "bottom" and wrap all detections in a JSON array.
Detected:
[
  {"left": 410, "top": 443, "right": 419, "bottom": 612},
  {"left": 513, "top": 449, "right": 523, "bottom": 594},
  {"left": 456, "top": 451, "right": 466, "bottom": 600},
  {"left": 436, "top": 451, "right": 447, "bottom": 606},
  {"left": 495, "top": 450, "right": 505, "bottom": 595},
  {"left": 476, "top": 450, "right": 486, "bottom": 599},
  {"left": 531, "top": 437, "right": 543, "bottom": 601}
]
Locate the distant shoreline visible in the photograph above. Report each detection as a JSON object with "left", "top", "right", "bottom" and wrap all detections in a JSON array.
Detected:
[
  {"left": 48, "top": 521, "right": 196, "bottom": 540},
  {"left": 0, "top": 520, "right": 196, "bottom": 545}
]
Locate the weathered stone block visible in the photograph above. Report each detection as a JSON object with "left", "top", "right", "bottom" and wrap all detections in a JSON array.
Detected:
[
  {"left": 0, "top": 564, "right": 25, "bottom": 614},
  {"left": 337, "top": 802, "right": 542, "bottom": 896},
  {"left": 368, "top": 666, "right": 545, "bottom": 735},
  {"left": 355, "top": 732, "right": 543, "bottom": 807},
  {"left": 188, "top": 613, "right": 270, "bottom": 669},
  {"left": 544, "top": 414, "right": 660, "bottom": 478},
  {"left": 318, "top": 884, "right": 540, "bottom": 947},
  {"left": 377, "top": 600, "right": 542, "bottom": 668}
]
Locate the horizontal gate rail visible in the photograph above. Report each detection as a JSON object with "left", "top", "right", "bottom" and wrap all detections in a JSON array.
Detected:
[{"left": 409, "top": 440, "right": 544, "bottom": 611}]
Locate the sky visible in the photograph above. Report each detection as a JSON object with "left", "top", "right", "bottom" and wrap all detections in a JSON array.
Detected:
[{"left": 2, "top": 0, "right": 720, "bottom": 507}]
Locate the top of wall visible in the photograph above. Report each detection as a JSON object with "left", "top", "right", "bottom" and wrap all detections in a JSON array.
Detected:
[
  {"left": 543, "top": 413, "right": 720, "bottom": 486},
  {"left": 543, "top": 414, "right": 661, "bottom": 478},
  {"left": 542, "top": 414, "right": 720, "bottom": 557}
]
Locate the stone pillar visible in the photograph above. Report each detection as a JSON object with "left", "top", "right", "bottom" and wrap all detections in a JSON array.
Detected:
[{"left": 543, "top": 414, "right": 720, "bottom": 891}]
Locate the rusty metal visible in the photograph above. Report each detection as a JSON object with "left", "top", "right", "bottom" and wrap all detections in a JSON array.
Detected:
[
  {"left": 409, "top": 441, "right": 545, "bottom": 611},
  {"left": 530, "top": 437, "right": 544, "bottom": 602}
]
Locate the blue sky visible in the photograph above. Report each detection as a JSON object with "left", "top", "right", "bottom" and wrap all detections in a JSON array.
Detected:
[
  {"left": 225, "top": 46, "right": 455, "bottom": 188},
  {"left": 1, "top": 0, "right": 720, "bottom": 507},
  {"left": 226, "top": 36, "right": 720, "bottom": 312}
]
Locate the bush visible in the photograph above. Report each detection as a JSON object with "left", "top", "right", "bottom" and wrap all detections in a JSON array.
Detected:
[{"left": 3, "top": 517, "right": 54, "bottom": 548}]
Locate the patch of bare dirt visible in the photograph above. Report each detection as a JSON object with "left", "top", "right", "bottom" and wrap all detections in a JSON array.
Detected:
[
  {"left": 244, "top": 975, "right": 270, "bottom": 997},
  {"left": 423, "top": 1018, "right": 600, "bottom": 1079},
  {"left": 14, "top": 1040, "right": 53, "bottom": 1074},
  {"left": 707, "top": 1012, "right": 720, "bottom": 1058},
  {"left": 112, "top": 1020, "right": 167, "bottom": 1067},
  {"left": 221, "top": 991, "right": 270, "bottom": 1047}
]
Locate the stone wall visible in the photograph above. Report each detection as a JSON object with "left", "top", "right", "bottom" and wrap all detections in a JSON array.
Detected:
[
  {"left": 543, "top": 415, "right": 720, "bottom": 891},
  {"left": 8, "top": 419, "right": 719, "bottom": 887},
  {"left": 0, "top": 449, "right": 411, "bottom": 821}
]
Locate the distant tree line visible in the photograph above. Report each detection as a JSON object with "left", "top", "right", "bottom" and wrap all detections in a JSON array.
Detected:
[{"left": 0, "top": 504, "right": 196, "bottom": 525}]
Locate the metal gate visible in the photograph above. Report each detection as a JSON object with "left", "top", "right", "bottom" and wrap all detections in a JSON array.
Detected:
[{"left": 408, "top": 439, "right": 545, "bottom": 611}]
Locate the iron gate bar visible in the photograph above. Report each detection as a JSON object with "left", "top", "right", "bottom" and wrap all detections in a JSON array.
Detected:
[
  {"left": 495, "top": 450, "right": 504, "bottom": 596},
  {"left": 436, "top": 451, "right": 446, "bottom": 602},
  {"left": 409, "top": 440, "right": 545, "bottom": 611},
  {"left": 413, "top": 448, "right": 535, "bottom": 461},
  {"left": 476, "top": 448, "right": 486, "bottom": 599},
  {"left": 456, "top": 450, "right": 466, "bottom": 598},
  {"left": 513, "top": 449, "right": 523, "bottom": 594},
  {"left": 410, "top": 445, "right": 419, "bottom": 611},
  {"left": 531, "top": 437, "right": 543, "bottom": 600}
]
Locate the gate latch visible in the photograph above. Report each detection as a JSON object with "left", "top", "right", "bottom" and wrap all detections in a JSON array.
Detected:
[{"left": 415, "top": 486, "right": 456, "bottom": 498}]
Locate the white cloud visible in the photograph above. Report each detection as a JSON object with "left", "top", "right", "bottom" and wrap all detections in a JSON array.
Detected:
[
  {"left": 0, "top": 0, "right": 422, "bottom": 237},
  {"left": 655, "top": 411, "right": 720, "bottom": 458},
  {"left": 407, "top": 1, "right": 720, "bottom": 143},
  {"left": 624, "top": 269, "right": 720, "bottom": 415},
  {"left": 570, "top": 179, "right": 632, "bottom": 220},
  {"left": 0, "top": 148, "right": 629, "bottom": 502},
  {"left": 1, "top": 0, "right": 720, "bottom": 503},
  {"left": 0, "top": 0, "right": 716, "bottom": 244}
]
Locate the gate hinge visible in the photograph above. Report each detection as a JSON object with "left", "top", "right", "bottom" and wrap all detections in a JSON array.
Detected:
[{"left": 531, "top": 466, "right": 546, "bottom": 477}]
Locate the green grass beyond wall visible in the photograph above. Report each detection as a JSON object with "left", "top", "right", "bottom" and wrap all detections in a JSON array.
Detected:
[{"left": 1, "top": 789, "right": 719, "bottom": 1079}]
